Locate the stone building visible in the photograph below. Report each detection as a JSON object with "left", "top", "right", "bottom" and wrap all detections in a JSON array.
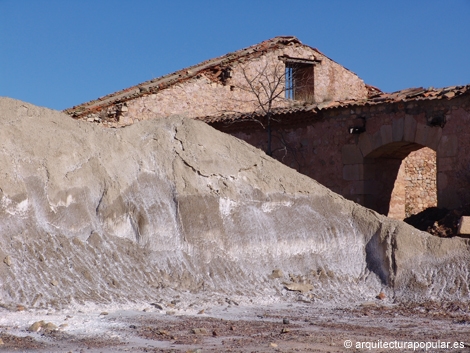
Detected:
[
  {"left": 65, "top": 36, "right": 370, "bottom": 127},
  {"left": 204, "top": 86, "right": 470, "bottom": 218},
  {"left": 65, "top": 37, "right": 470, "bottom": 219}
]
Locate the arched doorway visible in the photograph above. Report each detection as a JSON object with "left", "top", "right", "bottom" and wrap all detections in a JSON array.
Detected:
[{"left": 363, "top": 142, "right": 437, "bottom": 218}]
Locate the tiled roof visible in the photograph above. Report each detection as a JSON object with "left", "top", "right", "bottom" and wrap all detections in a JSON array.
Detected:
[
  {"left": 197, "top": 84, "right": 470, "bottom": 127},
  {"left": 64, "top": 36, "right": 312, "bottom": 118}
]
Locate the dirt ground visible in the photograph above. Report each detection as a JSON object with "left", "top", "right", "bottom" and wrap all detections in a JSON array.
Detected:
[{"left": 1, "top": 300, "right": 469, "bottom": 352}]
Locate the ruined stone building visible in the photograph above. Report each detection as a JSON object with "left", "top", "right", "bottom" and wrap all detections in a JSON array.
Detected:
[
  {"left": 65, "top": 36, "right": 470, "bottom": 219},
  {"left": 65, "top": 36, "right": 368, "bottom": 126}
]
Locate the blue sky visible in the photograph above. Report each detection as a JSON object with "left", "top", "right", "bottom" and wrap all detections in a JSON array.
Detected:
[{"left": 1, "top": 0, "right": 469, "bottom": 111}]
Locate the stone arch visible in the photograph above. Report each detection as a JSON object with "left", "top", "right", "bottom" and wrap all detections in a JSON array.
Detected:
[{"left": 342, "top": 115, "right": 444, "bottom": 215}]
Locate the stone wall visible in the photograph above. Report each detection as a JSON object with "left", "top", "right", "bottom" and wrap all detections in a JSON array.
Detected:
[
  {"left": 388, "top": 147, "right": 437, "bottom": 220},
  {"left": 403, "top": 147, "right": 437, "bottom": 217},
  {"left": 65, "top": 36, "right": 470, "bottom": 216},
  {"left": 81, "top": 44, "right": 367, "bottom": 127},
  {"left": 388, "top": 160, "right": 407, "bottom": 219},
  {"left": 224, "top": 93, "right": 470, "bottom": 215}
]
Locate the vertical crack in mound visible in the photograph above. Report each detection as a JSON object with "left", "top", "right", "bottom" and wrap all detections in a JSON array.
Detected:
[
  {"left": 365, "top": 223, "right": 400, "bottom": 288},
  {"left": 390, "top": 227, "right": 398, "bottom": 288},
  {"left": 365, "top": 226, "right": 390, "bottom": 286},
  {"left": 127, "top": 202, "right": 142, "bottom": 243}
]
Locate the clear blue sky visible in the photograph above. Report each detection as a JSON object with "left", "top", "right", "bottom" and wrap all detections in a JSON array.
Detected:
[{"left": 1, "top": 0, "right": 469, "bottom": 111}]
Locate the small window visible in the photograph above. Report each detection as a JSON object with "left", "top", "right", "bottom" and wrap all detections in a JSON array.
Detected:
[
  {"left": 280, "top": 57, "right": 317, "bottom": 103},
  {"left": 285, "top": 65, "right": 295, "bottom": 100}
]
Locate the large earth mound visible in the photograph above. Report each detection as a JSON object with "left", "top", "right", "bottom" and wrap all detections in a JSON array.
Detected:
[{"left": 0, "top": 97, "right": 468, "bottom": 309}]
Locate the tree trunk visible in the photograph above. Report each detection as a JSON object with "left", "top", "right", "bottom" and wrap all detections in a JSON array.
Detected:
[{"left": 267, "top": 115, "right": 272, "bottom": 156}]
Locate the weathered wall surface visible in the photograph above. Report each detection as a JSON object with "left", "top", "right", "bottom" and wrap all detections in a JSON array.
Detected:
[
  {"left": 388, "top": 159, "right": 407, "bottom": 220},
  {"left": 403, "top": 148, "right": 437, "bottom": 217},
  {"left": 226, "top": 93, "right": 470, "bottom": 214},
  {"left": 388, "top": 148, "right": 437, "bottom": 220},
  {"left": 82, "top": 45, "right": 367, "bottom": 127}
]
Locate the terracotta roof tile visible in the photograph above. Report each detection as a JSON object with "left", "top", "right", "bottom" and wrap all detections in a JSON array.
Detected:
[
  {"left": 64, "top": 36, "right": 304, "bottom": 119},
  {"left": 197, "top": 84, "right": 470, "bottom": 125}
]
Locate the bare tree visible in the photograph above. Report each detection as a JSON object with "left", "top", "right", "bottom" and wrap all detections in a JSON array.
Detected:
[
  {"left": 231, "top": 58, "right": 314, "bottom": 158},
  {"left": 235, "top": 61, "right": 287, "bottom": 156}
]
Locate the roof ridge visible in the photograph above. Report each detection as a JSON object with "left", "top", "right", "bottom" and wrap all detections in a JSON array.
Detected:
[{"left": 64, "top": 36, "right": 301, "bottom": 117}]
